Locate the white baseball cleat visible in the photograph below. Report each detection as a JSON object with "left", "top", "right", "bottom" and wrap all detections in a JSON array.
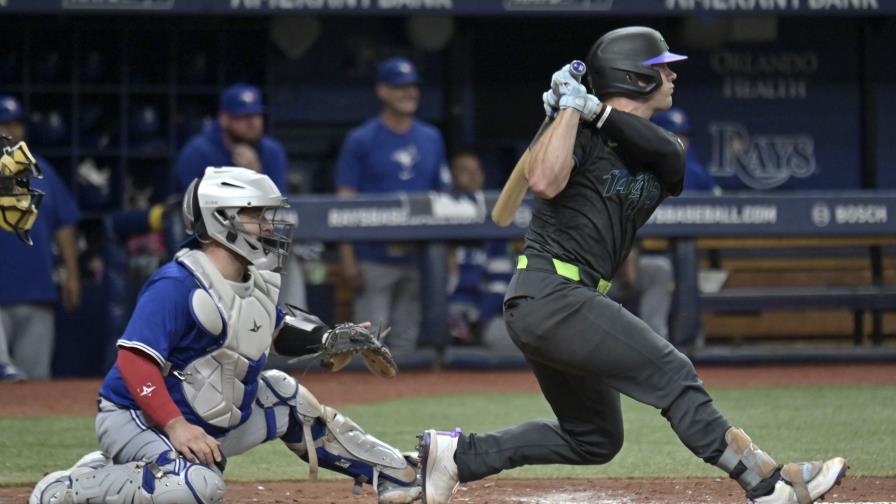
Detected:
[
  {"left": 29, "top": 451, "right": 109, "bottom": 504},
  {"left": 418, "top": 428, "right": 461, "bottom": 504},
  {"left": 750, "top": 457, "right": 848, "bottom": 504}
]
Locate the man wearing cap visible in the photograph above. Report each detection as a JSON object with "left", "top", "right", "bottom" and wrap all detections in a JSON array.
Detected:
[
  {"left": 0, "top": 95, "right": 82, "bottom": 381},
  {"left": 174, "top": 83, "right": 287, "bottom": 194},
  {"left": 336, "top": 57, "right": 451, "bottom": 355},
  {"left": 174, "top": 84, "right": 305, "bottom": 309}
]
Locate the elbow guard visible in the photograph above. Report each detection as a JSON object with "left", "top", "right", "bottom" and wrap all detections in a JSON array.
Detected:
[{"left": 274, "top": 308, "right": 330, "bottom": 357}]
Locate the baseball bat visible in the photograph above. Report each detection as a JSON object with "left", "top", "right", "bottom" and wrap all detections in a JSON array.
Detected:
[{"left": 491, "top": 60, "right": 586, "bottom": 227}]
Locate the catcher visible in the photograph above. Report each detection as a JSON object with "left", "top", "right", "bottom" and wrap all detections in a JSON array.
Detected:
[{"left": 31, "top": 166, "right": 419, "bottom": 504}]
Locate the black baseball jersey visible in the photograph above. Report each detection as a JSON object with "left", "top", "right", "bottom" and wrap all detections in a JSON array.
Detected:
[{"left": 523, "top": 109, "right": 685, "bottom": 280}]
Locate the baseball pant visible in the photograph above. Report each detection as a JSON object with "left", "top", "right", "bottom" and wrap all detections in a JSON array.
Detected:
[
  {"left": 453, "top": 268, "right": 729, "bottom": 482},
  {"left": 354, "top": 261, "right": 421, "bottom": 356},
  {"left": 636, "top": 254, "right": 674, "bottom": 340},
  {"left": 0, "top": 304, "right": 55, "bottom": 379}
]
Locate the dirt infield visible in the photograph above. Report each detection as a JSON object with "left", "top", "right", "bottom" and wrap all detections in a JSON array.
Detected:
[{"left": 3, "top": 363, "right": 895, "bottom": 503}]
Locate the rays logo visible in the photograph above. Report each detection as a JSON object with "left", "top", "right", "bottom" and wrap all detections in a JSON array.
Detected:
[
  {"left": 708, "top": 122, "right": 816, "bottom": 190},
  {"left": 390, "top": 145, "right": 419, "bottom": 181}
]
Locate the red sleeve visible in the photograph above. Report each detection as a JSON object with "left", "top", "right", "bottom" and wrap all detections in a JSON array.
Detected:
[{"left": 117, "top": 348, "right": 182, "bottom": 429}]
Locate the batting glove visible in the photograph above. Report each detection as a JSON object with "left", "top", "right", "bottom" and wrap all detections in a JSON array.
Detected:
[
  {"left": 543, "top": 90, "right": 559, "bottom": 118},
  {"left": 559, "top": 93, "right": 602, "bottom": 122},
  {"left": 550, "top": 64, "right": 584, "bottom": 98}
]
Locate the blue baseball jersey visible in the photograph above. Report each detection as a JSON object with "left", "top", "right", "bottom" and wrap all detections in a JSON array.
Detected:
[
  {"left": 335, "top": 117, "right": 451, "bottom": 263},
  {"left": 683, "top": 150, "right": 718, "bottom": 192},
  {"left": 99, "top": 258, "right": 285, "bottom": 437},
  {"left": 0, "top": 156, "right": 81, "bottom": 305},
  {"left": 174, "top": 122, "right": 287, "bottom": 194}
]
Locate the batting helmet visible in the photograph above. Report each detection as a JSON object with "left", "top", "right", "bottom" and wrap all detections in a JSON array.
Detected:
[
  {"left": 652, "top": 107, "right": 691, "bottom": 134},
  {"left": 586, "top": 26, "right": 687, "bottom": 99}
]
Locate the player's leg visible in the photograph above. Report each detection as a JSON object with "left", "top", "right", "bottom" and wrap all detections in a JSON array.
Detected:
[
  {"left": 354, "top": 261, "right": 398, "bottom": 342},
  {"left": 246, "top": 370, "right": 420, "bottom": 504},
  {"left": 0, "top": 310, "right": 26, "bottom": 382},
  {"left": 7, "top": 304, "right": 54, "bottom": 379},
  {"left": 388, "top": 264, "right": 421, "bottom": 355},
  {"left": 31, "top": 398, "right": 225, "bottom": 504},
  {"left": 635, "top": 254, "right": 673, "bottom": 339},
  {"left": 553, "top": 283, "right": 846, "bottom": 504}
]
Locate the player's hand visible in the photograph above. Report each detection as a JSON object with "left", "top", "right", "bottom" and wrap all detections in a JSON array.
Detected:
[
  {"left": 163, "top": 416, "right": 222, "bottom": 467},
  {"left": 232, "top": 143, "right": 262, "bottom": 173},
  {"left": 550, "top": 64, "right": 586, "bottom": 100},
  {"left": 542, "top": 90, "right": 559, "bottom": 118},
  {"left": 61, "top": 274, "right": 81, "bottom": 312},
  {"left": 559, "top": 93, "right": 602, "bottom": 122}
]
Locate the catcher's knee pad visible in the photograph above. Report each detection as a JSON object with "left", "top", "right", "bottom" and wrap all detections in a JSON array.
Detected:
[
  {"left": 716, "top": 427, "right": 780, "bottom": 492},
  {"left": 31, "top": 451, "right": 225, "bottom": 504}
]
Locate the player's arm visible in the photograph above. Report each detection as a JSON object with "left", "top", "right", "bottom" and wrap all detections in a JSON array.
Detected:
[
  {"left": 117, "top": 347, "right": 221, "bottom": 466},
  {"left": 591, "top": 108, "right": 685, "bottom": 188},
  {"left": 527, "top": 108, "right": 580, "bottom": 199},
  {"left": 272, "top": 305, "right": 330, "bottom": 356}
]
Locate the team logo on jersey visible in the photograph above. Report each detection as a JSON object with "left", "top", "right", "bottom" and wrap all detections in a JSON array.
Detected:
[
  {"left": 602, "top": 169, "right": 661, "bottom": 215},
  {"left": 708, "top": 122, "right": 816, "bottom": 189},
  {"left": 390, "top": 145, "right": 419, "bottom": 181},
  {"left": 138, "top": 382, "right": 156, "bottom": 397},
  {"left": 249, "top": 320, "right": 262, "bottom": 333}
]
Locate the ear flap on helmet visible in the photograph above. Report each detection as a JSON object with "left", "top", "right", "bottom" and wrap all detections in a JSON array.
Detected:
[{"left": 182, "top": 176, "right": 206, "bottom": 238}]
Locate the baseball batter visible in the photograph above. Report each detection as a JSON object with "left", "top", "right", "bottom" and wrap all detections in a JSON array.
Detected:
[
  {"left": 30, "top": 167, "right": 420, "bottom": 504},
  {"left": 418, "top": 27, "right": 846, "bottom": 504}
]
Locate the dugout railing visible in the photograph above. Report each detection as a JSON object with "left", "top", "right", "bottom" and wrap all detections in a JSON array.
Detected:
[{"left": 286, "top": 190, "right": 896, "bottom": 367}]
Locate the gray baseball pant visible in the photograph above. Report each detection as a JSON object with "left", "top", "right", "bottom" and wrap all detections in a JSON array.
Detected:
[
  {"left": 353, "top": 261, "right": 421, "bottom": 356},
  {"left": 453, "top": 268, "right": 729, "bottom": 482},
  {"left": 0, "top": 304, "right": 55, "bottom": 379}
]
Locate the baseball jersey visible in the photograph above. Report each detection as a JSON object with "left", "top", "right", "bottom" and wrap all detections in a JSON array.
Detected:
[
  {"left": 524, "top": 111, "right": 685, "bottom": 280},
  {"left": 0, "top": 156, "right": 81, "bottom": 305},
  {"left": 174, "top": 122, "right": 287, "bottom": 194},
  {"left": 335, "top": 117, "right": 451, "bottom": 263},
  {"left": 99, "top": 258, "right": 285, "bottom": 437}
]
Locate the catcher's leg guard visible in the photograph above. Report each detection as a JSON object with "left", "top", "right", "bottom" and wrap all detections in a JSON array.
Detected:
[
  {"left": 716, "top": 427, "right": 780, "bottom": 494},
  {"left": 257, "top": 370, "right": 419, "bottom": 503},
  {"left": 30, "top": 450, "right": 225, "bottom": 504}
]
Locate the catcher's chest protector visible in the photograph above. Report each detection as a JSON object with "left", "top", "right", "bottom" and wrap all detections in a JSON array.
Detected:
[{"left": 174, "top": 249, "right": 280, "bottom": 429}]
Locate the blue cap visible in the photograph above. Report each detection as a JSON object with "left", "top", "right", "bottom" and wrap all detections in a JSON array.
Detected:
[
  {"left": 0, "top": 96, "right": 23, "bottom": 123},
  {"left": 652, "top": 107, "right": 691, "bottom": 135},
  {"left": 219, "top": 84, "right": 264, "bottom": 116},
  {"left": 377, "top": 57, "right": 420, "bottom": 86}
]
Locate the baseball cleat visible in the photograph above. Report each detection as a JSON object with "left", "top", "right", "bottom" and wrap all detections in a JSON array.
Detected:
[
  {"left": 29, "top": 451, "right": 109, "bottom": 504},
  {"left": 418, "top": 428, "right": 461, "bottom": 504},
  {"left": 749, "top": 457, "right": 848, "bottom": 504}
]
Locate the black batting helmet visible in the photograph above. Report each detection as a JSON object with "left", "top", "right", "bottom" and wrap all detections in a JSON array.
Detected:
[{"left": 586, "top": 26, "right": 687, "bottom": 99}]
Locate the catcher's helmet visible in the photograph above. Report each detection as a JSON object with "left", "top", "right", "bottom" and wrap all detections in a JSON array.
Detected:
[
  {"left": 586, "top": 26, "right": 687, "bottom": 99},
  {"left": 182, "top": 166, "right": 294, "bottom": 272},
  {"left": 652, "top": 107, "right": 691, "bottom": 134},
  {"left": 0, "top": 135, "right": 43, "bottom": 245}
]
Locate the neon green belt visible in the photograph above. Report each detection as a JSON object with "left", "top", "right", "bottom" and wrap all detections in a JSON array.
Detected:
[{"left": 517, "top": 255, "right": 612, "bottom": 295}]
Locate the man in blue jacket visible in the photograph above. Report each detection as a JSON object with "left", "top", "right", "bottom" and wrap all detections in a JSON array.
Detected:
[
  {"left": 335, "top": 57, "right": 451, "bottom": 355},
  {"left": 174, "top": 83, "right": 287, "bottom": 194},
  {"left": 0, "top": 95, "right": 82, "bottom": 381}
]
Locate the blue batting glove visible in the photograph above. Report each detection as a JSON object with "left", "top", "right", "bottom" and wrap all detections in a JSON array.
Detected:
[{"left": 559, "top": 93, "right": 602, "bottom": 122}]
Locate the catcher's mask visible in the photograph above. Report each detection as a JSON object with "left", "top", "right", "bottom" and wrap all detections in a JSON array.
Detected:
[
  {"left": 182, "top": 166, "right": 295, "bottom": 272},
  {"left": 0, "top": 135, "right": 43, "bottom": 245}
]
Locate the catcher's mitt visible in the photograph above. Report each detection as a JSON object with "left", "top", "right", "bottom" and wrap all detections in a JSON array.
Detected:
[{"left": 319, "top": 323, "right": 398, "bottom": 378}]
